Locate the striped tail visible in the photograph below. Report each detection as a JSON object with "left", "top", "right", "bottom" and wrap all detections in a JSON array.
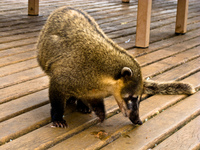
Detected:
[{"left": 143, "top": 80, "right": 196, "bottom": 95}]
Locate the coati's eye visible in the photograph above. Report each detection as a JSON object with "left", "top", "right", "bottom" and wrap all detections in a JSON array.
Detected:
[{"left": 127, "top": 100, "right": 132, "bottom": 105}]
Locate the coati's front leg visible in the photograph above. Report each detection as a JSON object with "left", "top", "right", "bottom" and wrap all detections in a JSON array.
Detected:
[
  {"left": 49, "top": 81, "right": 67, "bottom": 128},
  {"left": 88, "top": 99, "right": 105, "bottom": 122}
]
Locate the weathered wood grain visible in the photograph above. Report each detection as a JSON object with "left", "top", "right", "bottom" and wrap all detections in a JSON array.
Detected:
[
  {"left": 0, "top": 0, "right": 199, "bottom": 150},
  {"left": 154, "top": 116, "right": 200, "bottom": 150}
]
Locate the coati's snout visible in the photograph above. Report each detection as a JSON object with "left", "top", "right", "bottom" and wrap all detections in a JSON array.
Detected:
[
  {"left": 114, "top": 67, "right": 143, "bottom": 125},
  {"left": 125, "top": 96, "right": 143, "bottom": 125}
]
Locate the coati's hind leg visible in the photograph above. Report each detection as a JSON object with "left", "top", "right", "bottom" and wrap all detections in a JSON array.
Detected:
[
  {"left": 49, "top": 81, "right": 67, "bottom": 128},
  {"left": 76, "top": 99, "right": 91, "bottom": 114},
  {"left": 88, "top": 99, "right": 105, "bottom": 122}
]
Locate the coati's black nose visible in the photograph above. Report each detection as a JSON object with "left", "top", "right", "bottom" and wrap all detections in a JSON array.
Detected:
[
  {"left": 129, "top": 114, "right": 143, "bottom": 125},
  {"left": 135, "top": 119, "right": 143, "bottom": 125}
]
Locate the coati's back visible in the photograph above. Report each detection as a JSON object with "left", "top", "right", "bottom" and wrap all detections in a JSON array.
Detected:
[
  {"left": 37, "top": 6, "right": 143, "bottom": 98},
  {"left": 37, "top": 6, "right": 100, "bottom": 72},
  {"left": 37, "top": 6, "right": 142, "bottom": 88},
  {"left": 37, "top": 7, "right": 134, "bottom": 74}
]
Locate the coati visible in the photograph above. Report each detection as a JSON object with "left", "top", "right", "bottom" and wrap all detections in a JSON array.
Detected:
[{"left": 37, "top": 6, "right": 195, "bottom": 128}]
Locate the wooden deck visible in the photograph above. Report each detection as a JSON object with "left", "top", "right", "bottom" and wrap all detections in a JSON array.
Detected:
[{"left": 0, "top": 0, "right": 200, "bottom": 149}]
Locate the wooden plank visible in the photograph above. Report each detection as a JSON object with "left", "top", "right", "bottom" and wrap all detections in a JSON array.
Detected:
[
  {"left": 181, "top": 71, "right": 200, "bottom": 88},
  {"left": 93, "top": 1, "right": 198, "bottom": 22},
  {"left": 0, "top": 2, "right": 198, "bottom": 42},
  {"left": 0, "top": 89, "right": 48, "bottom": 122},
  {"left": 136, "top": 37, "right": 200, "bottom": 67},
  {"left": 101, "top": 92, "right": 200, "bottom": 150},
  {"left": 112, "top": 15, "right": 200, "bottom": 47},
  {"left": 154, "top": 116, "right": 200, "bottom": 150},
  {"left": 0, "top": 67, "right": 44, "bottom": 89},
  {"left": 0, "top": 59, "right": 38, "bottom": 77},
  {"left": 0, "top": 37, "right": 37, "bottom": 50},
  {"left": 0, "top": 18, "right": 45, "bottom": 32},
  {"left": 0, "top": 17, "right": 45, "bottom": 29},
  {"left": 0, "top": 44, "right": 35, "bottom": 58},
  {"left": 153, "top": 58, "right": 200, "bottom": 81},
  {"left": 135, "top": 0, "right": 152, "bottom": 48},
  {"left": 0, "top": 2, "right": 178, "bottom": 40},
  {"left": 0, "top": 50, "right": 37, "bottom": 67},
  {"left": 0, "top": 31, "right": 39, "bottom": 43},
  {"left": 142, "top": 46, "right": 200, "bottom": 78},
  {"left": 175, "top": 0, "right": 189, "bottom": 34},
  {"left": 0, "top": 104, "right": 50, "bottom": 145},
  {"left": 101, "top": 2, "right": 200, "bottom": 34},
  {"left": 28, "top": 0, "right": 39, "bottom": 16},
  {"left": 0, "top": 76, "right": 49, "bottom": 104},
  {"left": 121, "top": 23, "right": 200, "bottom": 50},
  {"left": 96, "top": 1, "right": 178, "bottom": 25}
]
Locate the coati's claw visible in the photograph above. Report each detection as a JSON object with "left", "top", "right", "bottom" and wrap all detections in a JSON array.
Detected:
[
  {"left": 77, "top": 107, "right": 92, "bottom": 114},
  {"left": 52, "top": 120, "right": 67, "bottom": 128},
  {"left": 76, "top": 100, "right": 92, "bottom": 114},
  {"left": 98, "top": 114, "right": 105, "bottom": 122}
]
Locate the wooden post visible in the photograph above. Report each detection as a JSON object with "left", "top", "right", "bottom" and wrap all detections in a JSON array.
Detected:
[
  {"left": 28, "top": 0, "right": 39, "bottom": 16},
  {"left": 135, "top": 0, "right": 152, "bottom": 48},
  {"left": 122, "top": 0, "right": 130, "bottom": 3},
  {"left": 175, "top": 0, "right": 189, "bottom": 34}
]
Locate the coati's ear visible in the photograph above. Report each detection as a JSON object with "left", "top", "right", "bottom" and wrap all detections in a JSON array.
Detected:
[{"left": 121, "top": 67, "right": 133, "bottom": 77}]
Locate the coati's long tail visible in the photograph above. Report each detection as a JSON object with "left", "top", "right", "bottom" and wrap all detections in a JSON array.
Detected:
[{"left": 143, "top": 80, "right": 196, "bottom": 95}]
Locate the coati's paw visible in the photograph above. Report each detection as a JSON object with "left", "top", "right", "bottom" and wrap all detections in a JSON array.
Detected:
[
  {"left": 52, "top": 120, "right": 67, "bottom": 128},
  {"left": 93, "top": 108, "right": 105, "bottom": 122},
  {"left": 98, "top": 113, "right": 105, "bottom": 122},
  {"left": 76, "top": 100, "right": 92, "bottom": 114}
]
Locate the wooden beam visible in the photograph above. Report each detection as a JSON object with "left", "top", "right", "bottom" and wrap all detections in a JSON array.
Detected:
[
  {"left": 28, "top": 0, "right": 39, "bottom": 16},
  {"left": 175, "top": 0, "right": 189, "bottom": 34},
  {"left": 122, "top": 0, "right": 130, "bottom": 3},
  {"left": 135, "top": 0, "right": 152, "bottom": 48}
]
